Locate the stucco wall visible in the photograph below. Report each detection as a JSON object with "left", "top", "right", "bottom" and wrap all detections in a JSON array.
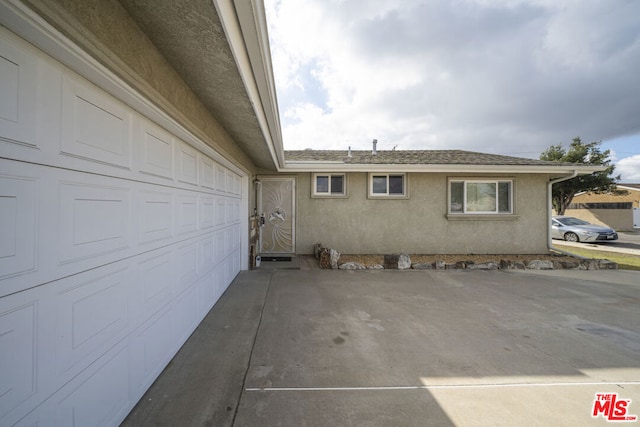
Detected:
[
  {"left": 294, "top": 172, "right": 551, "bottom": 255},
  {"left": 21, "top": 0, "right": 256, "bottom": 173},
  {"left": 571, "top": 191, "right": 640, "bottom": 206},
  {"left": 564, "top": 209, "right": 632, "bottom": 231},
  {"left": 566, "top": 189, "right": 640, "bottom": 230}
]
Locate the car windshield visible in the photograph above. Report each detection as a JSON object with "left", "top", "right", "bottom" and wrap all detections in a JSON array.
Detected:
[{"left": 556, "top": 217, "right": 590, "bottom": 226}]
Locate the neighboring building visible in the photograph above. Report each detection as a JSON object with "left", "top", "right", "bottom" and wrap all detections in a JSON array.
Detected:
[
  {"left": 565, "top": 184, "right": 640, "bottom": 231},
  {"left": 0, "top": 1, "right": 602, "bottom": 425}
]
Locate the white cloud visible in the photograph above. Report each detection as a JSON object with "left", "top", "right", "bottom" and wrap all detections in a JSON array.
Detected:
[
  {"left": 616, "top": 155, "right": 640, "bottom": 183},
  {"left": 266, "top": 0, "right": 640, "bottom": 156}
]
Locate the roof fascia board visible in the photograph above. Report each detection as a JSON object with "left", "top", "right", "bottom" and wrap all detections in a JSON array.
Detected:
[
  {"left": 618, "top": 185, "right": 640, "bottom": 192},
  {"left": 214, "top": 0, "right": 285, "bottom": 170},
  {"left": 0, "top": 0, "right": 248, "bottom": 176},
  {"left": 282, "top": 162, "right": 605, "bottom": 175}
]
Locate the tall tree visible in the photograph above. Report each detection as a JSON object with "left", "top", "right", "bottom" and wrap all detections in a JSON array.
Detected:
[{"left": 540, "top": 137, "right": 624, "bottom": 215}]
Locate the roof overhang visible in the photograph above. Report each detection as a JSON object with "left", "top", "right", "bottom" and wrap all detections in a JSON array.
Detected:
[
  {"left": 282, "top": 162, "right": 606, "bottom": 176},
  {"left": 214, "top": 0, "right": 285, "bottom": 170},
  {"left": 114, "top": 0, "right": 285, "bottom": 171},
  {"left": 1, "top": 0, "right": 285, "bottom": 171}
]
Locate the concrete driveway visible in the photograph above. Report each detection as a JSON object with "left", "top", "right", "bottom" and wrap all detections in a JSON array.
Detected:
[{"left": 123, "top": 266, "right": 640, "bottom": 426}]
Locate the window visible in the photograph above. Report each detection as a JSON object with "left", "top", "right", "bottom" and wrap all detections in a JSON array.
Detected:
[
  {"left": 449, "top": 179, "right": 513, "bottom": 214},
  {"left": 369, "top": 173, "right": 407, "bottom": 197},
  {"left": 313, "top": 173, "right": 346, "bottom": 197}
]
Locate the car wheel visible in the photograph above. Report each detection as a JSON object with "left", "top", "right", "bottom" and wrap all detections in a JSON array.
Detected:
[{"left": 564, "top": 232, "right": 579, "bottom": 242}]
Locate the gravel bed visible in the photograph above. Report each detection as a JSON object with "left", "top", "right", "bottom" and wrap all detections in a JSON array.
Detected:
[{"left": 338, "top": 253, "right": 579, "bottom": 268}]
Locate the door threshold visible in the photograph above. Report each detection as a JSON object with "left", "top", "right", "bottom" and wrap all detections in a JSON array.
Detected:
[{"left": 257, "top": 255, "right": 299, "bottom": 270}]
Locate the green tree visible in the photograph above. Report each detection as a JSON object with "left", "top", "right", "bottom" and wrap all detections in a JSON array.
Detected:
[{"left": 540, "top": 137, "right": 625, "bottom": 215}]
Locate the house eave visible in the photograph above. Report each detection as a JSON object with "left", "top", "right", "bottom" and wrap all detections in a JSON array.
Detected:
[
  {"left": 282, "top": 162, "right": 605, "bottom": 175},
  {"left": 215, "top": 0, "right": 285, "bottom": 170}
]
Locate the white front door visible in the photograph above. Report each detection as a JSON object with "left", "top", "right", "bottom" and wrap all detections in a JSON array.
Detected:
[{"left": 259, "top": 177, "right": 296, "bottom": 254}]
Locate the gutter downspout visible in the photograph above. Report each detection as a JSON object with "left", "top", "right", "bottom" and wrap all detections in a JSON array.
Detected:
[{"left": 548, "top": 170, "right": 578, "bottom": 254}]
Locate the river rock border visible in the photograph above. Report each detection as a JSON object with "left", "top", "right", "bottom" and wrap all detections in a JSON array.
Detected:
[{"left": 314, "top": 244, "right": 617, "bottom": 271}]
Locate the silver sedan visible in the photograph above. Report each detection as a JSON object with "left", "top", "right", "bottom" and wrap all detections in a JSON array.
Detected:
[{"left": 551, "top": 216, "right": 618, "bottom": 242}]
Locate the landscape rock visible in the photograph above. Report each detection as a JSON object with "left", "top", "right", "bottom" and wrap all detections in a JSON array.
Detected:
[
  {"left": 526, "top": 260, "right": 554, "bottom": 270},
  {"left": 330, "top": 248, "right": 341, "bottom": 269},
  {"left": 398, "top": 253, "right": 412, "bottom": 270},
  {"left": 581, "top": 259, "right": 618, "bottom": 270},
  {"left": 598, "top": 259, "right": 618, "bottom": 269},
  {"left": 316, "top": 250, "right": 613, "bottom": 272},
  {"left": 510, "top": 261, "right": 526, "bottom": 270},
  {"left": 384, "top": 254, "right": 400, "bottom": 269},
  {"left": 468, "top": 262, "right": 499, "bottom": 270},
  {"left": 412, "top": 263, "right": 434, "bottom": 270},
  {"left": 339, "top": 262, "right": 366, "bottom": 270},
  {"left": 557, "top": 260, "right": 580, "bottom": 269}
]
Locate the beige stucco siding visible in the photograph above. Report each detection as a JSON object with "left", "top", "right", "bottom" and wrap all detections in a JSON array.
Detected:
[
  {"left": 564, "top": 209, "right": 633, "bottom": 231},
  {"left": 571, "top": 191, "right": 640, "bottom": 205},
  {"left": 295, "top": 173, "right": 550, "bottom": 255},
  {"left": 565, "top": 189, "right": 640, "bottom": 230}
]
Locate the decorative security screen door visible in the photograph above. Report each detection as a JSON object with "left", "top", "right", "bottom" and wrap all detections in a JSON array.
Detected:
[{"left": 259, "top": 177, "right": 296, "bottom": 254}]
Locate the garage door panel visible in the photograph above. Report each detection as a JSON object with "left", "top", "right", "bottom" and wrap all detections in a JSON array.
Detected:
[
  {"left": 176, "top": 194, "right": 198, "bottom": 236},
  {"left": 136, "top": 118, "right": 174, "bottom": 181},
  {"left": 198, "top": 235, "right": 214, "bottom": 275},
  {"left": 0, "top": 27, "right": 246, "bottom": 427},
  {"left": 130, "top": 306, "right": 175, "bottom": 397},
  {"left": 174, "top": 286, "right": 199, "bottom": 345},
  {"left": 196, "top": 271, "right": 216, "bottom": 317},
  {"left": 228, "top": 171, "right": 242, "bottom": 195},
  {"left": 200, "top": 194, "right": 215, "bottom": 230},
  {"left": 215, "top": 197, "right": 226, "bottom": 226},
  {"left": 0, "top": 174, "right": 37, "bottom": 281},
  {"left": 58, "top": 181, "right": 131, "bottom": 264},
  {"left": 176, "top": 143, "right": 198, "bottom": 186},
  {"left": 175, "top": 241, "right": 198, "bottom": 295},
  {"left": 54, "top": 344, "right": 131, "bottom": 427},
  {"left": 0, "top": 302, "right": 37, "bottom": 419},
  {"left": 0, "top": 32, "right": 37, "bottom": 149},
  {"left": 0, "top": 160, "right": 238, "bottom": 298},
  {"left": 135, "top": 250, "right": 173, "bottom": 321},
  {"left": 215, "top": 163, "right": 227, "bottom": 192},
  {"left": 137, "top": 190, "right": 174, "bottom": 245},
  {"left": 55, "top": 265, "right": 130, "bottom": 377},
  {"left": 61, "top": 73, "right": 132, "bottom": 170},
  {"left": 200, "top": 155, "right": 215, "bottom": 190}
]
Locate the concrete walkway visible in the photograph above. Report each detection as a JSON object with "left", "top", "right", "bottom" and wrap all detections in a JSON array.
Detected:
[{"left": 122, "top": 266, "right": 640, "bottom": 426}]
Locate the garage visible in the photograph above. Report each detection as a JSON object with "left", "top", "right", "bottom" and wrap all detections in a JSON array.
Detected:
[{"left": 0, "top": 22, "right": 247, "bottom": 425}]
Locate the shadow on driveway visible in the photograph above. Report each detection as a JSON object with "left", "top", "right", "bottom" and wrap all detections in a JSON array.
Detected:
[{"left": 123, "top": 268, "right": 640, "bottom": 426}]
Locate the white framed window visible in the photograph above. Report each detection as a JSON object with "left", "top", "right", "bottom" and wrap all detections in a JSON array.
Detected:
[
  {"left": 312, "top": 173, "right": 346, "bottom": 197},
  {"left": 449, "top": 179, "right": 513, "bottom": 214},
  {"left": 368, "top": 173, "right": 407, "bottom": 198}
]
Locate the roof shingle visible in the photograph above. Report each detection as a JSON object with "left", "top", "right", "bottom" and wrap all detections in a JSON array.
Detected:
[{"left": 285, "top": 149, "right": 569, "bottom": 166}]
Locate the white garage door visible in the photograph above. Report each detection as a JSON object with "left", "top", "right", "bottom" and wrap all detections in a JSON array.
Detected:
[{"left": 1, "top": 26, "right": 245, "bottom": 426}]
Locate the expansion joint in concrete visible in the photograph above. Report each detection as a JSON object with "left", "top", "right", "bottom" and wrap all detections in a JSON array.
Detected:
[{"left": 230, "top": 272, "right": 273, "bottom": 426}]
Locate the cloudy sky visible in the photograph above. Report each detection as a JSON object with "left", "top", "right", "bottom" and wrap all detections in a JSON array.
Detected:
[{"left": 264, "top": 0, "right": 640, "bottom": 182}]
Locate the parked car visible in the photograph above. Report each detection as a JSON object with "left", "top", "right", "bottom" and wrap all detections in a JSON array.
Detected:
[{"left": 551, "top": 216, "right": 618, "bottom": 242}]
